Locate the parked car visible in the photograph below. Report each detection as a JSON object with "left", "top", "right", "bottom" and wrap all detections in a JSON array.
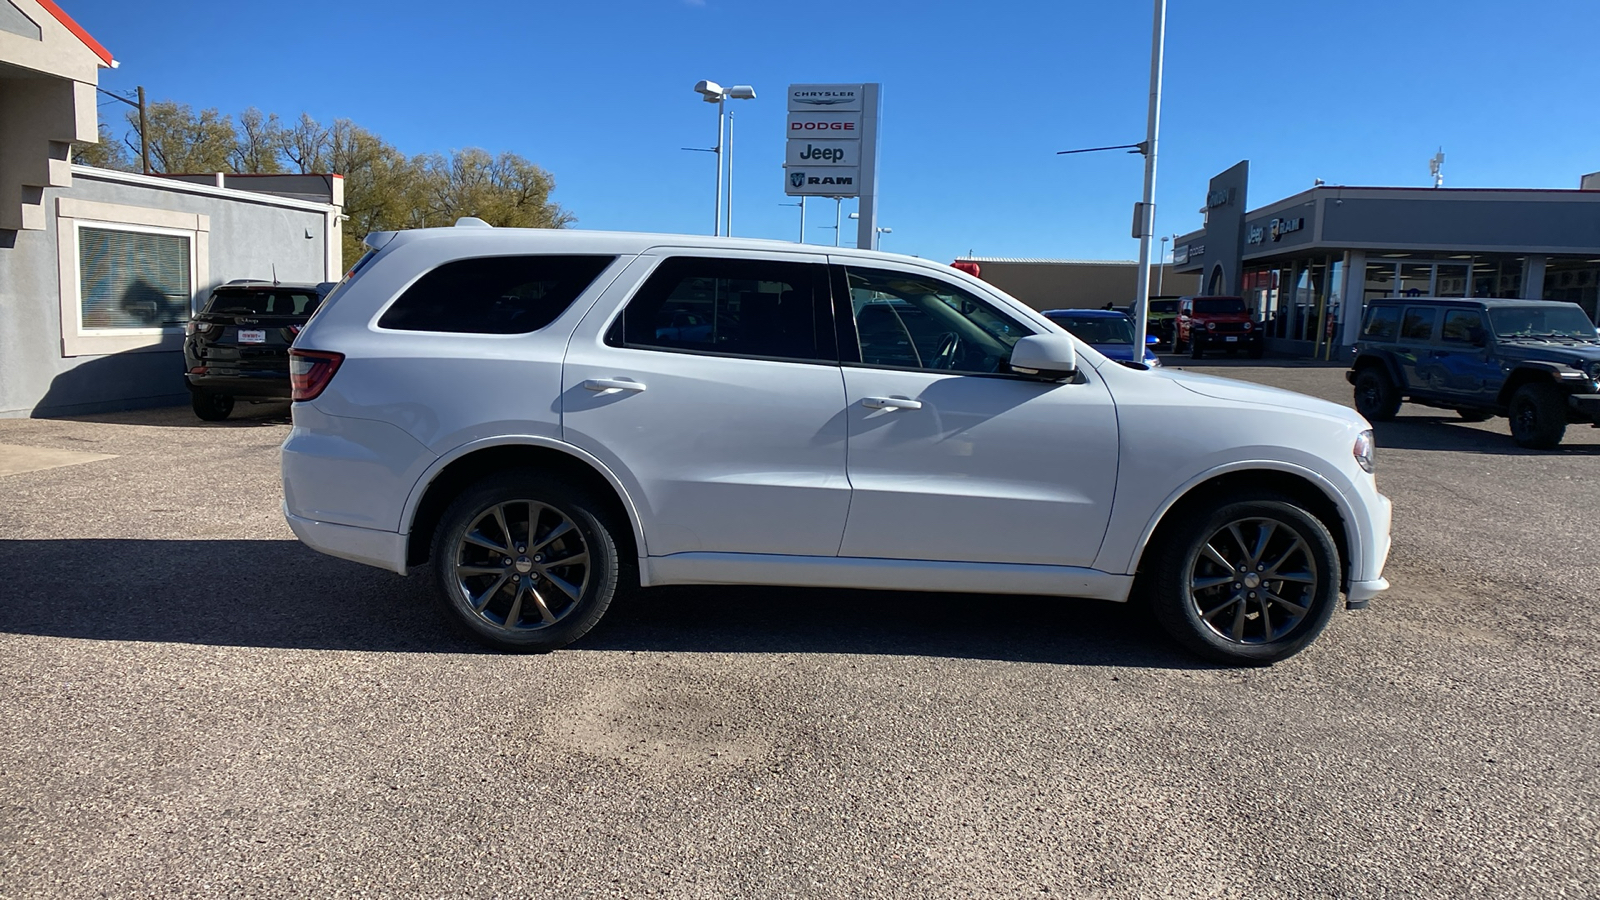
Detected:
[
  {"left": 1175, "top": 295, "right": 1264, "bottom": 359},
  {"left": 1043, "top": 308, "right": 1160, "bottom": 367},
  {"left": 1146, "top": 297, "right": 1181, "bottom": 348},
  {"left": 281, "top": 224, "right": 1391, "bottom": 664},
  {"left": 1347, "top": 297, "right": 1600, "bottom": 449},
  {"left": 184, "top": 280, "right": 331, "bottom": 420}
]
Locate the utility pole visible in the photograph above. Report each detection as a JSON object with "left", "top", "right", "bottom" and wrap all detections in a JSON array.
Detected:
[
  {"left": 94, "top": 85, "right": 150, "bottom": 174},
  {"left": 1130, "top": 0, "right": 1167, "bottom": 356}
]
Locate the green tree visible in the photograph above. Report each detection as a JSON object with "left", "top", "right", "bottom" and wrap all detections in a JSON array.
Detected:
[
  {"left": 128, "top": 101, "right": 235, "bottom": 173},
  {"left": 229, "top": 107, "right": 284, "bottom": 174},
  {"left": 413, "top": 148, "right": 574, "bottom": 230},
  {"left": 71, "top": 122, "right": 135, "bottom": 171}
]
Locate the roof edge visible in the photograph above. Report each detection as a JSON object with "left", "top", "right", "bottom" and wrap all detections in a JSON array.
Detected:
[{"left": 34, "top": 0, "right": 114, "bottom": 67}]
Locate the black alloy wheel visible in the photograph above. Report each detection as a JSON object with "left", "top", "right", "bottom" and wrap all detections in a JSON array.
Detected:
[
  {"left": 1146, "top": 495, "right": 1341, "bottom": 665},
  {"left": 1352, "top": 368, "right": 1401, "bottom": 422},
  {"left": 1508, "top": 382, "right": 1568, "bottom": 449},
  {"left": 432, "top": 473, "right": 620, "bottom": 651}
]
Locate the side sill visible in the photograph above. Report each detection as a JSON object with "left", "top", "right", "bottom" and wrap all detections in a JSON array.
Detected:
[{"left": 644, "top": 552, "right": 1133, "bottom": 602}]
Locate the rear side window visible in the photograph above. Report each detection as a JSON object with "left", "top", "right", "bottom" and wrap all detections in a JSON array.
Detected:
[
  {"left": 610, "top": 256, "right": 834, "bottom": 362},
  {"left": 1401, "top": 307, "right": 1438, "bottom": 341},
  {"left": 206, "top": 289, "right": 320, "bottom": 316},
  {"left": 378, "top": 255, "right": 615, "bottom": 334},
  {"left": 1362, "top": 306, "right": 1400, "bottom": 342}
]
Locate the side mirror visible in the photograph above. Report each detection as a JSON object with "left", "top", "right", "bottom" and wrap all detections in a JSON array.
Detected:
[
  {"left": 1010, "top": 334, "right": 1079, "bottom": 380},
  {"left": 1146, "top": 334, "right": 1159, "bottom": 345}
]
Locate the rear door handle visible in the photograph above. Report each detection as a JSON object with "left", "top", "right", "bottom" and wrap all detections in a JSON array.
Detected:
[
  {"left": 583, "top": 378, "right": 646, "bottom": 393},
  {"left": 862, "top": 396, "right": 922, "bottom": 411}
]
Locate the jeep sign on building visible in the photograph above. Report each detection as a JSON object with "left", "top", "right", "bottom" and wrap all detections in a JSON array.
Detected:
[{"left": 783, "top": 83, "right": 884, "bottom": 250}]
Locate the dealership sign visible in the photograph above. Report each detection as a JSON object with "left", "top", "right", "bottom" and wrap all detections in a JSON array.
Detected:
[{"left": 784, "top": 83, "right": 879, "bottom": 209}]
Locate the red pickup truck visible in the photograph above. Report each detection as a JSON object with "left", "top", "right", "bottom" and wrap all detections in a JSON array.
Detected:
[{"left": 1175, "top": 295, "right": 1264, "bottom": 359}]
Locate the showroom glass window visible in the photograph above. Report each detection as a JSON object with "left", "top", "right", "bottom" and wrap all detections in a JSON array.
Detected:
[
  {"left": 843, "top": 266, "right": 1026, "bottom": 374},
  {"left": 78, "top": 226, "right": 192, "bottom": 330},
  {"left": 613, "top": 256, "right": 834, "bottom": 363}
]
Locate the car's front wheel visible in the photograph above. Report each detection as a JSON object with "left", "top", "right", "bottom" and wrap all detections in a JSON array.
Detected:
[
  {"left": 191, "top": 391, "right": 234, "bottom": 421},
  {"left": 1146, "top": 495, "right": 1341, "bottom": 665},
  {"left": 1509, "top": 382, "right": 1568, "bottom": 449},
  {"left": 1352, "top": 368, "right": 1400, "bottom": 422},
  {"left": 431, "top": 472, "right": 620, "bottom": 652}
]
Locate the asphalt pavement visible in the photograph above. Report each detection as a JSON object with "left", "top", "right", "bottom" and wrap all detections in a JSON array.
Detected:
[{"left": 1, "top": 366, "right": 1596, "bottom": 899}]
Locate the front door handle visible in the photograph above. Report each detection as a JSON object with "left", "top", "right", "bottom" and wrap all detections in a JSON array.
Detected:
[
  {"left": 583, "top": 378, "right": 647, "bottom": 393},
  {"left": 862, "top": 396, "right": 922, "bottom": 411}
]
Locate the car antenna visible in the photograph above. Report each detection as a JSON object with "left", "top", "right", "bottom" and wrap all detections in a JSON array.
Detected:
[{"left": 272, "top": 264, "right": 279, "bottom": 286}]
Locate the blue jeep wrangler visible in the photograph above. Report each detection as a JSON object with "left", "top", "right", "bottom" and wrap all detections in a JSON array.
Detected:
[{"left": 1347, "top": 298, "right": 1600, "bottom": 449}]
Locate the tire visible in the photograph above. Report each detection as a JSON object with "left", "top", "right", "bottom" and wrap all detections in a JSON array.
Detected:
[
  {"left": 1508, "top": 382, "right": 1568, "bottom": 449},
  {"left": 191, "top": 391, "right": 234, "bottom": 421},
  {"left": 430, "top": 472, "right": 621, "bottom": 652},
  {"left": 1174, "top": 334, "right": 1188, "bottom": 353},
  {"left": 1190, "top": 338, "right": 1204, "bottom": 360},
  {"left": 1456, "top": 408, "right": 1494, "bottom": 422},
  {"left": 1352, "top": 368, "right": 1401, "bottom": 422},
  {"left": 1146, "top": 495, "right": 1342, "bottom": 665}
]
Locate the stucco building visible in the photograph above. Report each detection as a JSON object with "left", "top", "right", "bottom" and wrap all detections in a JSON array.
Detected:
[{"left": 1, "top": 0, "right": 342, "bottom": 416}]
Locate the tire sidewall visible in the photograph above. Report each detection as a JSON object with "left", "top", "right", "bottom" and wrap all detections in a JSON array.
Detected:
[
  {"left": 1353, "top": 369, "right": 1398, "bottom": 421},
  {"left": 1152, "top": 498, "right": 1341, "bottom": 665},
  {"left": 431, "top": 474, "right": 619, "bottom": 652},
  {"left": 1509, "top": 383, "right": 1566, "bottom": 449}
]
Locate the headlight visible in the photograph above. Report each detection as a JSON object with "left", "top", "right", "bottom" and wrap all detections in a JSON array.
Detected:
[
  {"left": 1206, "top": 322, "right": 1217, "bottom": 331},
  {"left": 1354, "top": 429, "right": 1375, "bottom": 474}
]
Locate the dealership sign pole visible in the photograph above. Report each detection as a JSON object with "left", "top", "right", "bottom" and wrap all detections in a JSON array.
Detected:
[
  {"left": 784, "top": 83, "right": 882, "bottom": 249},
  {"left": 1131, "top": 0, "right": 1167, "bottom": 354}
]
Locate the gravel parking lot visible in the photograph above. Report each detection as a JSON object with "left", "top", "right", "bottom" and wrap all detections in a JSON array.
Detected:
[{"left": 2, "top": 362, "right": 1597, "bottom": 899}]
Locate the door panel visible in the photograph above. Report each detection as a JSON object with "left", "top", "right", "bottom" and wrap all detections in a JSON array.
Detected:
[
  {"left": 839, "top": 368, "right": 1119, "bottom": 567},
  {"left": 562, "top": 252, "right": 850, "bottom": 558}
]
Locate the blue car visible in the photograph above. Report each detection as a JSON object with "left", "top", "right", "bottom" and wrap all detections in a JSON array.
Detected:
[{"left": 1043, "top": 308, "right": 1161, "bottom": 367}]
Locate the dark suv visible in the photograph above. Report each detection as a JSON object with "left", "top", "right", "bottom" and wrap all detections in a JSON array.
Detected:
[
  {"left": 1175, "top": 295, "right": 1263, "bottom": 359},
  {"left": 183, "top": 281, "right": 330, "bottom": 420},
  {"left": 1347, "top": 297, "right": 1600, "bottom": 449}
]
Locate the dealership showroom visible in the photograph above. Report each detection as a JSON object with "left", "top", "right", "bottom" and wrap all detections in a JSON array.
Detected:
[{"left": 1174, "top": 161, "right": 1600, "bottom": 359}]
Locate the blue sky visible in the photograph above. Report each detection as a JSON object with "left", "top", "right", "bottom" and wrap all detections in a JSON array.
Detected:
[{"left": 74, "top": 0, "right": 1599, "bottom": 264}]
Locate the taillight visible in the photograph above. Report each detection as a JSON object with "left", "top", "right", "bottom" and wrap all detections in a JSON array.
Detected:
[
  {"left": 184, "top": 320, "right": 196, "bottom": 336},
  {"left": 288, "top": 324, "right": 302, "bottom": 336},
  {"left": 289, "top": 349, "right": 344, "bottom": 401}
]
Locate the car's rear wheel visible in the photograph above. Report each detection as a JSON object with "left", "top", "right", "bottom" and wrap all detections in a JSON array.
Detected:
[
  {"left": 1456, "top": 408, "right": 1494, "bottom": 422},
  {"left": 431, "top": 472, "right": 620, "bottom": 652},
  {"left": 1352, "top": 368, "right": 1401, "bottom": 422},
  {"left": 1147, "top": 495, "right": 1341, "bottom": 665},
  {"left": 1508, "top": 382, "right": 1568, "bottom": 449},
  {"left": 191, "top": 391, "right": 234, "bottom": 421}
]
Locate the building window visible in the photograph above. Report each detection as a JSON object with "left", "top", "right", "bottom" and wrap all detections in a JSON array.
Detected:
[{"left": 78, "top": 226, "right": 193, "bottom": 330}]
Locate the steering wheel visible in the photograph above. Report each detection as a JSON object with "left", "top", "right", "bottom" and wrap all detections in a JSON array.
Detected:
[{"left": 932, "top": 332, "right": 963, "bottom": 370}]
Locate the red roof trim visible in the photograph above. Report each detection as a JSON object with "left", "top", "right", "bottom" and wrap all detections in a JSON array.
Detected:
[{"left": 33, "top": 0, "right": 114, "bottom": 67}]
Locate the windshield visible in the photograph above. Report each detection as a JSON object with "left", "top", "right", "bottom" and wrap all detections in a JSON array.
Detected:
[
  {"left": 1488, "top": 305, "right": 1598, "bottom": 340},
  {"left": 1194, "top": 297, "right": 1247, "bottom": 314},
  {"left": 204, "top": 288, "right": 321, "bottom": 317},
  {"left": 1049, "top": 314, "right": 1134, "bottom": 345},
  {"left": 1148, "top": 300, "right": 1179, "bottom": 314}
]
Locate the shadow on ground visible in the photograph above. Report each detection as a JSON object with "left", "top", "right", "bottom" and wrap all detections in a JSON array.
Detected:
[
  {"left": 1374, "top": 415, "right": 1600, "bottom": 455},
  {"left": 53, "top": 399, "right": 293, "bottom": 428},
  {"left": 0, "top": 539, "right": 1198, "bottom": 668}
]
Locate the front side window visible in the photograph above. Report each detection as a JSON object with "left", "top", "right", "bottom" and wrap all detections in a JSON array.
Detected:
[
  {"left": 378, "top": 255, "right": 615, "bottom": 334},
  {"left": 845, "top": 266, "right": 1027, "bottom": 374},
  {"left": 1362, "top": 306, "right": 1400, "bottom": 342},
  {"left": 1401, "top": 307, "right": 1438, "bottom": 341},
  {"left": 1441, "top": 309, "right": 1487, "bottom": 345},
  {"left": 79, "top": 226, "right": 192, "bottom": 330},
  {"left": 613, "top": 256, "right": 833, "bottom": 362}
]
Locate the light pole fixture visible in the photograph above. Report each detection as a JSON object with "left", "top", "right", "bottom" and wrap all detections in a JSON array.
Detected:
[
  {"left": 848, "top": 212, "right": 891, "bottom": 246},
  {"left": 689, "top": 80, "right": 756, "bottom": 237},
  {"left": 779, "top": 198, "right": 806, "bottom": 243}
]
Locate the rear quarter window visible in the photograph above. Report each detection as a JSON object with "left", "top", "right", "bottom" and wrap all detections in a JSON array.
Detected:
[{"left": 378, "top": 255, "right": 616, "bottom": 334}]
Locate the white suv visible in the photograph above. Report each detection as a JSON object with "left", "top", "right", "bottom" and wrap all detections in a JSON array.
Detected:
[{"left": 282, "top": 223, "right": 1390, "bottom": 664}]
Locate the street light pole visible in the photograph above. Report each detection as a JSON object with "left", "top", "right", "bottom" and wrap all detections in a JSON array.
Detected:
[
  {"left": 1158, "top": 236, "right": 1168, "bottom": 297},
  {"left": 725, "top": 108, "right": 735, "bottom": 236},
  {"left": 1131, "top": 0, "right": 1167, "bottom": 356},
  {"left": 833, "top": 197, "right": 842, "bottom": 247}
]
